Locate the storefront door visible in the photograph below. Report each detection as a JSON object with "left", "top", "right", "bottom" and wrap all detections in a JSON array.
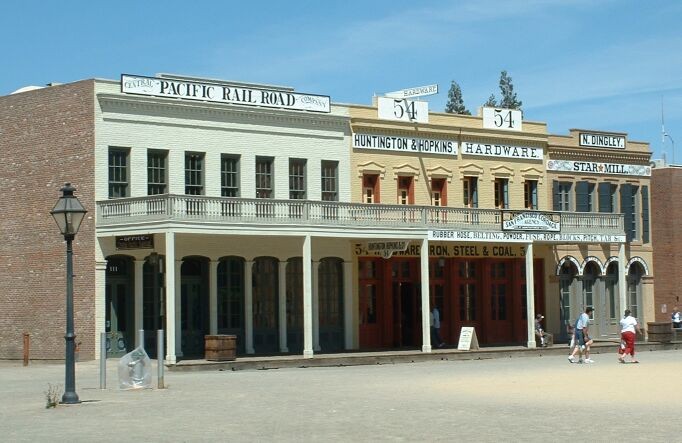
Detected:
[
  {"left": 105, "top": 257, "right": 133, "bottom": 357},
  {"left": 485, "top": 261, "right": 514, "bottom": 344}
]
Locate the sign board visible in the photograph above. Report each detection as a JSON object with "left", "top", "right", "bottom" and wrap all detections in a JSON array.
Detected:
[
  {"left": 386, "top": 84, "right": 438, "bottom": 99},
  {"left": 116, "top": 235, "right": 154, "bottom": 250},
  {"left": 457, "top": 327, "right": 479, "bottom": 351},
  {"left": 121, "top": 74, "right": 331, "bottom": 113},
  {"left": 579, "top": 132, "right": 626, "bottom": 149},
  {"left": 378, "top": 96, "right": 429, "bottom": 123},
  {"left": 502, "top": 211, "right": 560, "bottom": 232},
  {"left": 429, "top": 230, "right": 626, "bottom": 244},
  {"left": 352, "top": 133, "right": 457, "bottom": 156},
  {"left": 366, "top": 241, "right": 409, "bottom": 259},
  {"left": 546, "top": 160, "right": 651, "bottom": 177},
  {"left": 482, "top": 107, "right": 522, "bottom": 132},
  {"left": 461, "top": 142, "right": 542, "bottom": 161}
]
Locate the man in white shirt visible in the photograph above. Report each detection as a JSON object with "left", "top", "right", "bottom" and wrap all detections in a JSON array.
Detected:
[
  {"left": 568, "top": 306, "right": 594, "bottom": 363},
  {"left": 618, "top": 309, "right": 642, "bottom": 363}
]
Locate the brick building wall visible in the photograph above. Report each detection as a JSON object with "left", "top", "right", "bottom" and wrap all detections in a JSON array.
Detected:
[
  {"left": 0, "top": 81, "right": 96, "bottom": 360},
  {"left": 651, "top": 167, "right": 682, "bottom": 321}
]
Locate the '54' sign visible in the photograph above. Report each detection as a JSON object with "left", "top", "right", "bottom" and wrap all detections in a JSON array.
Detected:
[
  {"left": 482, "top": 107, "right": 523, "bottom": 131},
  {"left": 378, "top": 97, "right": 429, "bottom": 123}
]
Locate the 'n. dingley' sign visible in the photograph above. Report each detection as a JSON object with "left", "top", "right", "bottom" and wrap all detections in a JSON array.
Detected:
[
  {"left": 121, "top": 74, "right": 331, "bottom": 113},
  {"left": 502, "top": 211, "right": 560, "bottom": 232},
  {"left": 579, "top": 132, "right": 626, "bottom": 149}
]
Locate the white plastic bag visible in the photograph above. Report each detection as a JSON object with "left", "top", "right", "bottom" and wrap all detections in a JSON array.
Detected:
[{"left": 118, "top": 346, "right": 152, "bottom": 390}]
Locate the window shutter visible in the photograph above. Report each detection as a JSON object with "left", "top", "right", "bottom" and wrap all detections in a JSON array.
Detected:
[
  {"left": 552, "top": 181, "right": 560, "bottom": 211},
  {"left": 472, "top": 178, "right": 478, "bottom": 208},
  {"left": 642, "top": 185, "right": 649, "bottom": 243},
  {"left": 620, "top": 184, "right": 633, "bottom": 242},
  {"left": 598, "top": 182, "right": 612, "bottom": 212},
  {"left": 503, "top": 180, "right": 509, "bottom": 209},
  {"left": 576, "top": 181, "right": 589, "bottom": 212}
]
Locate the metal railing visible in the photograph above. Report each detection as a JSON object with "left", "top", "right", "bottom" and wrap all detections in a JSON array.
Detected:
[{"left": 96, "top": 194, "right": 624, "bottom": 235}]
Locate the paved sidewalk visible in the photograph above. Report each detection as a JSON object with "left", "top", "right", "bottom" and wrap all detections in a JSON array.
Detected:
[{"left": 1, "top": 349, "right": 680, "bottom": 442}]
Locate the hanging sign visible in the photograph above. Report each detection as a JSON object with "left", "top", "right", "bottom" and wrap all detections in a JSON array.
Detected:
[
  {"left": 502, "top": 211, "right": 560, "bottom": 231},
  {"left": 116, "top": 235, "right": 154, "bottom": 250},
  {"left": 386, "top": 84, "right": 438, "bottom": 99},
  {"left": 377, "top": 97, "right": 429, "bottom": 123},
  {"left": 366, "top": 241, "right": 410, "bottom": 259},
  {"left": 482, "top": 107, "right": 522, "bottom": 131},
  {"left": 121, "top": 74, "right": 331, "bottom": 113},
  {"left": 457, "top": 327, "right": 480, "bottom": 351}
]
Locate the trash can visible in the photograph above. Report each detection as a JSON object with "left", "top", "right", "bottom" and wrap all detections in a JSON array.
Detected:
[
  {"left": 205, "top": 335, "right": 237, "bottom": 361},
  {"left": 647, "top": 321, "right": 672, "bottom": 343}
]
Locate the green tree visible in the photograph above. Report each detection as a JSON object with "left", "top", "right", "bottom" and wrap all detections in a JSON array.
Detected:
[
  {"left": 498, "top": 70, "right": 522, "bottom": 110},
  {"left": 444, "top": 81, "right": 471, "bottom": 115},
  {"left": 483, "top": 94, "right": 497, "bottom": 107}
]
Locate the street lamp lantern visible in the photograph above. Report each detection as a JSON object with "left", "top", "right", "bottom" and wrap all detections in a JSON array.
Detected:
[{"left": 50, "top": 183, "right": 87, "bottom": 404}]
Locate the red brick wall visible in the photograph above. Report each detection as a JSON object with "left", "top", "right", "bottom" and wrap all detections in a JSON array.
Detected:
[
  {"left": 651, "top": 167, "right": 682, "bottom": 321},
  {"left": 0, "top": 81, "right": 96, "bottom": 360}
]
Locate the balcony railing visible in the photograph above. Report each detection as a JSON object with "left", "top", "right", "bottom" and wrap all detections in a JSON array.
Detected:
[{"left": 96, "top": 194, "right": 624, "bottom": 236}]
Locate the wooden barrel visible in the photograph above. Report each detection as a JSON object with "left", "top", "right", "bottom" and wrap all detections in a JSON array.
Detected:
[
  {"left": 205, "top": 335, "right": 237, "bottom": 361},
  {"left": 647, "top": 322, "right": 672, "bottom": 343}
]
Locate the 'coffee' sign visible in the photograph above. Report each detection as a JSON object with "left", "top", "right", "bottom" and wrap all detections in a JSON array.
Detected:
[{"left": 121, "top": 74, "right": 331, "bottom": 113}]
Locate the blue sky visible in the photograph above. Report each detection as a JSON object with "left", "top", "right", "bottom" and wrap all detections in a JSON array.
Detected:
[{"left": 2, "top": 0, "right": 681, "bottom": 161}]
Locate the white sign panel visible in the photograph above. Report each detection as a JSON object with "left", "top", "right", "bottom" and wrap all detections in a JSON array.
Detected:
[
  {"left": 546, "top": 160, "right": 651, "bottom": 177},
  {"left": 377, "top": 96, "right": 429, "bottom": 123},
  {"left": 121, "top": 74, "right": 331, "bottom": 113},
  {"left": 579, "top": 133, "right": 626, "bottom": 149},
  {"left": 353, "top": 133, "right": 457, "bottom": 156},
  {"left": 502, "top": 212, "right": 560, "bottom": 232},
  {"left": 386, "top": 84, "right": 438, "bottom": 99},
  {"left": 367, "top": 241, "right": 409, "bottom": 259},
  {"left": 429, "top": 230, "right": 626, "bottom": 243},
  {"left": 457, "top": 327, "right": 479, "bottom": 351},
  {"left": 482, "top": 107, "right": 523, "bottom": 131},
  {"left": 462, "top": 142, "right": 542, "bottom": 161}
]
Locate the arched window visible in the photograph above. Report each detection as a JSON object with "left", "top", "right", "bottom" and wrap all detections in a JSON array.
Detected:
[
  {"left": 605, "top": 262, "right": 619, "bottom": 322},
  {"left": 627, "top": 263, "right": 644, "bottom": 318},
  {"left": 559, "top": 260, "right": 578, "bottom": 329}
]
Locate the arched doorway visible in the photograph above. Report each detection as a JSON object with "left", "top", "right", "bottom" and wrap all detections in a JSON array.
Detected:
[
  {"left": 319, "top": 257, "right": 344, "bottom": 352},
  {"left": 252, "top": 257, "right": 279, "bottom": 354},
  {"left": 218, "top": 256, "right": 245, "bottom": 354},
  {"left": 181, "top": 257, "right": 209, "bottom": 358},
  {"left": 106, "top": 255, "right": 134, "bottom": 357},
  {"left": 627, "top": 262, "right": 645, "bottom": 318},
  {"left": 580, "top": 262, "right": 600, "bottom": 335},
  {"left": 601, "top": 262, "right": 619, "bottom": 337},
  {"left": 558, "top": 258, "right": 579, "bottom": 342}
]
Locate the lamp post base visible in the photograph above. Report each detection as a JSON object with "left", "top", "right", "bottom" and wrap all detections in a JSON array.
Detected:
[{"left": 61, "top": 391, "right": 80, "bottom": 405}]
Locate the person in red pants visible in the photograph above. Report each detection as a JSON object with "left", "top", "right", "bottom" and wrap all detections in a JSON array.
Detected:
[{"left": 618, "top": 309, "right": 642, "bottom": 363}]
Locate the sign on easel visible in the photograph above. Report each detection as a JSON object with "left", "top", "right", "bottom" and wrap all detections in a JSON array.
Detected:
[{"left": 457, "top": 327, "right": 479, "bottom": 351}]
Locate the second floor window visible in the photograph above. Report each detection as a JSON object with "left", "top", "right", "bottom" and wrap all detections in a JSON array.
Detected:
[
  {"left": 321, "top": 161, "right": 338, "bottom": 201},
  {"left": 109, "top": 147, "right": 129, "bottom": 198},
  {"left": 463, "top": 177, "right": 478, "bottom": 208},
  {"left": 147, "top": 150, "right": 167, "bottom": 195},
  {"left": 289, "top": 159, "right": 306, "bottom": 200},
  {"left": 553, "top": 181, "right": 572, "bottom": 211},
  {"left": 256, "top": 157, "right": 274, "bottom": 198},
  {"left": 185, "top": 152, "right": 204, "bottom": 195},
  {"left": 598, "top": 182, "right": 617, "bottom": 213},
  {"left": 576, "top": 181, "right": 596, "bottom": 212},
  {"left": 221, "top": 155, "right": 240, "bottom": 197},
  {"left": 397, "top": 176, "right": 413, "bottom": 205},
  {"left": 524, "top": 180, "right": 538, "bottom": 209},
  {"left": 494, "top": 178, "right": 509, "bottom": 209},
  {"left": 363, "top": 174, "right": 379, "bottom": 204},
  {"left": 431, "top": 178, "right": 446, "bottom": 206}
]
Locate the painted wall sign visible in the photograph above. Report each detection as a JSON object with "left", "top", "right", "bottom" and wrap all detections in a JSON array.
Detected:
[
  {"left": 386, "top": 84, "right": 438, "bottom": 99},
  {"left": 462, "top": 142, "right": 542, "bottom": 160},
  {"left": 377, "top": 96, "right": 429, "bottom": 123},
  {"left": 354, "top": 242, "right": 526, "bottom": 258},
  {"left": 352, "top": 133, "right": 457, "bottom": 156},
  {"left": 579, "top": 132, "right": 626, "bottom": 149},
  {"left": 121, "top": 74, "right": 331, "bottom": 113},
  {"left": 429, "top": 230, "right": 626, "bottom": 243},
  {"left": 482, "top": 107, "right": 523, "bottom": 132},
  {"left": 502, "top": 211, "right": 560, "bottom": 231},
  {"left": 116, "top": 235, "right": 154, "bottom": 249},
  {"left": 546, "top": 160, "right": 651, "bottom": 176}
]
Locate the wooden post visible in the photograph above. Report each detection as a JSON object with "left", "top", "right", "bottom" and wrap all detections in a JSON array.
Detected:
[{"left": 23, "top": 333, "right": 29, "bottom": 366}]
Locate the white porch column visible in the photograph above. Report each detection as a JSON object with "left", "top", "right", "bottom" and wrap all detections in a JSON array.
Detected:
[
  {"left": 209, "top": 260, "right": 219, "bottom": 335},
  {"left": 313, "top": 260, "right": 321, "bottom": 352},
  {"left": 420, "top": 238, "right": 431, "bottom": 353},
  {"left": 343, "top": 260, "right": 353, "bottom": 350},
  {"left": 164, "top": 232, "right": 177, "bottom": 364},
  {"left": 134, "top": 259, "right": 145, "bottom": 348},
  {"left": 619, "top": 243, "right": 627, "bottom": 313},
  {"left": 303, "top": 235, "right": 314, "bottom": 358},
  {"left": 95, "top": 260, "right": 107, "bottom": 360},
  {"left": 278, "top": 260, "right": 288, "bottom": 353},
  {"left": 174, "top": 259, "right": 182, "bottom": 358},
  {"left": 245, "top": 260, "right": 255, "bottom": 354},
  {"left": 525, "top": 242, "right": 536, "bottom": 348}
]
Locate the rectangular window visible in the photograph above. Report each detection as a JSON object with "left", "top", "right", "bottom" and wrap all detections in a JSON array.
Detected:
[
  {"left": 463, "top": 177, "right": 478, "bottom": 208},
  {"left": 598, "top": 182, "right": 617, "bottom": 213},
  {"left": 553, "top": 181, "right": 572, "bottom": 211},
  {"left": 363, "top": 174, "right": 379, "bottom": 203},
  {"left": 147, "top": 150, "right": 168, "bottom": 195},
  {"left": 184, "top": 152, "right": 204, "bottom": 195},
  {"left": 289, "top": 159, "right": 306, "bottom": 200},
  {"left": 524, "top": 180, "right": 538, "bottom": 210},
  {"left": 221, "top": 155, "right": 240, "bottom": 197},
  {"left": 431, "top": 178, "right": 446, "bottom": 206},
  {"left": 397, "top": 176, "right": 413, "bottom": 205},
  {"left": 321, "top": 161, "right": 338, "bottom": 201},
  {"left": 641, "top": 185, "right": 649, "bottom": 243},
  {"left": 494, "top": 178, "right": 509, "bottom": 209},
  {"left": 256, "top": 157, "right": 274, "bottom": 199},
  {"left": 108, "top": 147, "right": 129, "bottom": 198}
]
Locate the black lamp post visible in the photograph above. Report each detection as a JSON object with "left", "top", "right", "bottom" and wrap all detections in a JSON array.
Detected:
[{"left": 50, "top": 183, "right": 87, "bottom": 404}]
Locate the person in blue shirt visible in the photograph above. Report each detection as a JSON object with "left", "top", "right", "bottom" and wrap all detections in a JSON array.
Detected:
[{"left": 568, "top": 306, "right": 595, "bottom": 363}]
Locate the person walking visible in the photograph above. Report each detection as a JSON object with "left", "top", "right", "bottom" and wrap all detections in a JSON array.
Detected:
[
  {"left": 430, "top": 305, "right": 444, "bottom": 348},
  {"left": 672, "top": 306, "right": 681, "bottom": 329},
  {"left": 618, "top": 309, "right": 642, "bottom": 363},
  {"left": 568, "top": 306, "right": 595, "bottom": 363}
]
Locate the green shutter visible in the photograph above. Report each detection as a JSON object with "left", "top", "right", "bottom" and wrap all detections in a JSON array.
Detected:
[
  {"left": 620, "top": 184, "right": 633, "bottom": 242},
  {"left": 553, "top": 181, "right": 560, "bottom": 211},
  {"left": 642, "top": 185, "right": 649, "bottom": 243},
  {"left": 576, "top": 181, "right": 589, "bottom": 212},
  {"left": 598, "top": 182, "right": 612, "bottom": 212}
]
